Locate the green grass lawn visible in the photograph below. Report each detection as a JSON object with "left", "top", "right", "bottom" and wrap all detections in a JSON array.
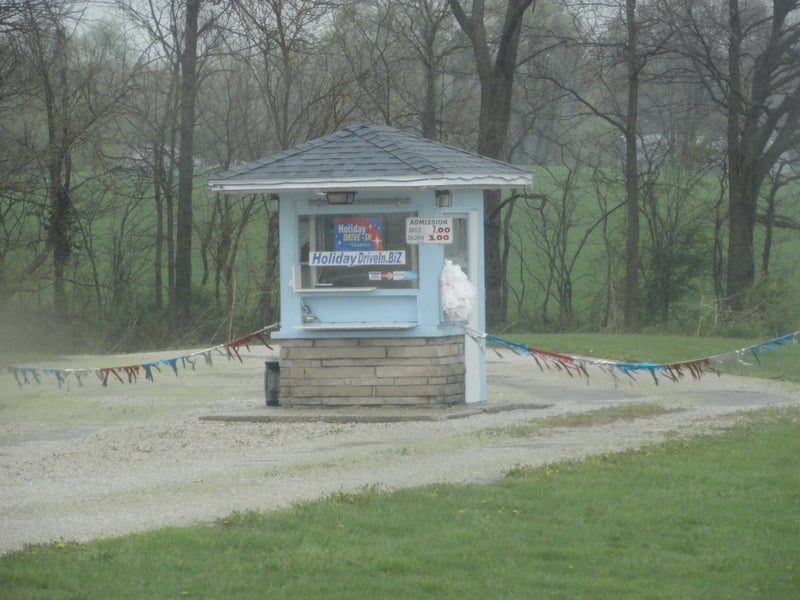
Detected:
[{"left": 2, "top": 406, "right": 799, "bottom": 599}]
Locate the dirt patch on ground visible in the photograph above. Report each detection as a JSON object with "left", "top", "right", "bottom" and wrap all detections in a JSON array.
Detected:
[{"left": 1, "top": 346, "right": 798, "bottom": 555}]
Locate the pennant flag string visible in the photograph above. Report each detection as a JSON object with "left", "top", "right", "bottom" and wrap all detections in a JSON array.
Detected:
[
  {"left": 468, "top": 328, "right": 799, "bottom": 386},
  {"left": 2, "top": 324, "right": 278, "bottom": 389},
  {"left": 6, "top": 324, "right": 796, "bottom": 390}
]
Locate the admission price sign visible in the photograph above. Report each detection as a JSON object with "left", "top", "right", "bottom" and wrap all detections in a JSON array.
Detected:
[{"left": 405, "top": 217, "right": 453, "bottom": 244}]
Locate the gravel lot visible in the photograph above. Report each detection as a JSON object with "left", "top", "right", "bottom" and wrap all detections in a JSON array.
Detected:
[{"left": 2, "top": 345, "right": 798, "bottom": 555}]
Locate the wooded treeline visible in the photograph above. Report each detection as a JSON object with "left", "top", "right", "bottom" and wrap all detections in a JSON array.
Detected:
[{"left": 1, "top": 0, "right": 799, "bottom": 352}]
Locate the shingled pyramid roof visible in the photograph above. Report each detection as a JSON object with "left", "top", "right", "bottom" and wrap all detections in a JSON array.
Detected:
[{"left": 208, "top": 124, "right": 531, "bottom": 193}]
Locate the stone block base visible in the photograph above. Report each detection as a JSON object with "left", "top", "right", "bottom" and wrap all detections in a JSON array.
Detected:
[{"left": 278, "top": 335, "right": 465, "bottom": 407}]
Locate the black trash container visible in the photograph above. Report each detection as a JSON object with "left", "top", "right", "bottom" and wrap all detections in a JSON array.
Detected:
[{"left": 264, "top": 358, "right": 280, "bottom": 406}]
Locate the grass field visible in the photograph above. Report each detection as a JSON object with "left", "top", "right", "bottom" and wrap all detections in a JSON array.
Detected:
[
  {"left": 503, "top": 332, "right": 800, "bottom": 384},
  {"left": 1, "top": 406, "right": 798, "bottom": 599}
]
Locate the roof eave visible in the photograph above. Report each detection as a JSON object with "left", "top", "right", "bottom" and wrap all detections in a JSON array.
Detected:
[{"left": 207, "top": 173, "right": 533, "bottom": 194}]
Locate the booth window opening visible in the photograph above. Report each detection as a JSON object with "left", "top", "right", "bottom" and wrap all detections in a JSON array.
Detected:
[{"left": 299, "top": 212, "right": 419, "bottom": 289}]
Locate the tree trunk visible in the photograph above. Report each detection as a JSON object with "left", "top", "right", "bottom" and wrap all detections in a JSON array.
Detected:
[
  {"left": 259, "top": 202, "right": 280, "bottom": 326},
  {"left": 725, "top": 167, "right": 757, "bottom": 308},
  {"left": 760, "top": 174, "right": 781, "bottom": 276},
  {"left": 447, "top": 0, "right": 534, "bottom": 328},
  {"left": 47, "top": 24, "right": 72, "bottom": 319},
  {"left": 722, "top": 0, "right": 800, "bottom": 310},
  {"left": 481, "top": 189, "right": 505, "bottom": 325},
  {"left": 622, "top": 0, "right": 640, "bottom": 331},
  {"left": 50, "top": 183, "right": 71, "bottom": 317},
  {"left": 421, "top": 54, "right": 438, "bottom": 139},
  {"left": 153, "top": 142, "right": 164, "bottom": 309},
  {"left": 476, "top": 62, "right": 519, "bottom": 329},
  {"left": 725, "top": 0, "right": 747, "bottom": 310},
  {"left": 174, "top": 0, "right": 201, "bottom": 328}
]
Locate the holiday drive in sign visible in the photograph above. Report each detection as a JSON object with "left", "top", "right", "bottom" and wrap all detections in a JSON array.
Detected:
[
  {"left": 334, "top": 217, "right": 383, "bottom": 251},
  {"left": 309, "top": 250, "right": 406, "bottom": 267},
  {"left": 309, "top": 217, "right": 405, "bottom": 267}
]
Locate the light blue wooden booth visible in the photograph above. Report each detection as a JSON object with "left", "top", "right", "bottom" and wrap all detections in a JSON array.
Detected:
[{"left": 208, "top": 125, "right": 531, "bottom": 407}]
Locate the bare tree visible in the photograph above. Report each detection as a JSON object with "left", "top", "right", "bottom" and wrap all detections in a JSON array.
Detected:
[
  {"left": 0, "top": 178, "right": 39, "bottom": 306},
  {"left": 118, "top": 0, "right": 226, "bottom": 329},
  {"left": 725, "top": 0, "right": 800, "bottom": 309},
  {"left": 0, "top": 7, "right": 42, "bottom": 306},
  {"left": 537, "top": 0, "right": 680, "bottom": 330},
  {"left": 198, "top": 193, "right": 260, "bottom": 325},
  {"left": 329, "top": 1, "right": 468, "bottom": 140},
  {"left": 232, "top": 0, "right": 347, "bottom": 151},
  {"left": 4, "top": 2, "right": 139, "bottom": 318},
  {"left": 671, "top": 0, "right": 800, "bottom": 310},
  {"left": 330, "top": 1, "right": 408, "bottom": 127},
  {"left": 759, "top": 161, "right": 800, "bottom": 276},
  {"left": 17, "top": 6, "right": 76, "bottom": 317},
  {"left": 515, "top": 160, "right": 617, "bottom": 330},
  {"left": 115, "top": 0, "right": 191, "bottom": 314},
  {"left": 392, "top": 0, "right": 462, "bottom": 139},
  {"left": 195, "top": 57, "right": 272, "bottom": 329},
  {"left": 620, "top": 0, "right": 643, "bottom": 331},
  {"left": 173, "top": 0, "right": 201, "bottom": 327},
  {"left": 639, "top": 162, "right": 713, "bottom": 326},
  {"left": 446, "top": 0, "right": 535, "bottom": 327}
]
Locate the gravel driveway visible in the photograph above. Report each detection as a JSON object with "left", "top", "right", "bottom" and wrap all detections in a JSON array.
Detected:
[{"left": 2, "top": 345, "right": 798, "bottom": 555}]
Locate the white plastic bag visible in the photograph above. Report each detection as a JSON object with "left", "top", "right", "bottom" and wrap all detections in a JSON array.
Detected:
[{"left": 440, "top": 259, "right": 476, "bottom": 321}]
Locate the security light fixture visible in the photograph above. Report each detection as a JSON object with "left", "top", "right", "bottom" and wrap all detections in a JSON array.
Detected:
[
  {"left": 435, "top": 189, "right": 452, "bottom": 207},
  {"left": 326, "top": 191, "right": 356, "bottom": 205}
]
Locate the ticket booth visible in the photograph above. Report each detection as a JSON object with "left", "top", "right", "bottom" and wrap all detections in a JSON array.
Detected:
[{"left": 208, "top": 125, "right": 531, "bottom": 407}]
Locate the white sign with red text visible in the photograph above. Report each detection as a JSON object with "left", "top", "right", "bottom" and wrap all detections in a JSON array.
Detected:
[{"left": 405, "top": 217, "right": 453, "bottom": 244}]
